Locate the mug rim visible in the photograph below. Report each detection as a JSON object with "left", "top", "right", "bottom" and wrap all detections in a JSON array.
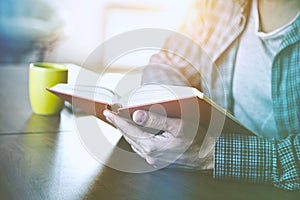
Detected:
[{"left": 30, "top": 62, "right": 68, "bottom": 72}]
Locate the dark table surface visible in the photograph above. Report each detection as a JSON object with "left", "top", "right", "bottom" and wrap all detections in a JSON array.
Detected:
[{"left": 0, "top": 65, "right": 299, "bottom": 200}]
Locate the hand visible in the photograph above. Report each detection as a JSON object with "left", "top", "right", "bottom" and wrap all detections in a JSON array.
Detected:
[{"left": 103, "top": 109, "right": 215, "bottom": 170}]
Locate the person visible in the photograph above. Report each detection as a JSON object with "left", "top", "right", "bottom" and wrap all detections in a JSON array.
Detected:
[{"left": 103, "top": 0, "right": 300, "bottom": 190}]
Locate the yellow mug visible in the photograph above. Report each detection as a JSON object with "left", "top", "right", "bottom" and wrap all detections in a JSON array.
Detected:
[{"left": 29, "top": 63, "right": 68, "bottom": 115}]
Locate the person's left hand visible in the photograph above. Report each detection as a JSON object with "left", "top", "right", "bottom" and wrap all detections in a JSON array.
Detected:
[{"left": 103, "top": 109, "right": 215, "bottom": 170}]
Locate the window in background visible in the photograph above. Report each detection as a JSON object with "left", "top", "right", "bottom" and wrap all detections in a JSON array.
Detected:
[
  {"left": 101, "top": 0, "right": 191, "bottom": 69},
  {"left": 46, "top": 0, "right": 191, "bottom": 70}
]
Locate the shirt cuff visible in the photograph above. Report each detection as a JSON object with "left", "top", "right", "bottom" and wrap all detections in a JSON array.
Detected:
[{"left": 214, "top": 134, "right": 273, "bottom": 183}]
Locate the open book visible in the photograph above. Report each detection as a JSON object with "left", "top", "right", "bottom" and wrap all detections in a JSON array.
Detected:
[{"left": 47, "top": 84, "right": 254, "bottom": 135}]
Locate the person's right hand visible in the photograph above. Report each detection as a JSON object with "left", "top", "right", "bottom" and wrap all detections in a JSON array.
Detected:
[{"left": 104, "top": 109, "right": 215, "bottom": 170}]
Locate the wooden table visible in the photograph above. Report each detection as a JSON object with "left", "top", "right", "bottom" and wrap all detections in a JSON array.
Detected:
[{"left": 0, "top": 65, "right": 299, "bottom": 200}]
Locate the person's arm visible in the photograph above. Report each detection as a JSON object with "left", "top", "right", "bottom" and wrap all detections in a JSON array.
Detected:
[
  {"left": 141, "top": 0, "right": 208, "bottom": 90},
  {"left": 141, "top": 31, "right": 202, "bottom": 89},
  {"left": 215, "top": 134, "right": 300, "bottom": 191},
  {"left": 142, "top": 0, "right": 238, "bottom": 99}
]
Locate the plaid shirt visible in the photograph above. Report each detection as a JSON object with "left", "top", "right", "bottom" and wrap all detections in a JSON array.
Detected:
[{"left": 142, "top": 0, "right": 300, "bottom": 190}]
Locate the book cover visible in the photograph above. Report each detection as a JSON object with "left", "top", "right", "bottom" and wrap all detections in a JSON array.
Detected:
[{"left": 47, "top": 84, "right": 254, "bottom": 135}]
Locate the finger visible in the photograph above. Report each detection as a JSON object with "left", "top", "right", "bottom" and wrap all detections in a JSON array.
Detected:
[
  {"left": 123, "top": 135, "right": 146, "bottom": 155},
  {"left": 124, "top": 133, "right": 160, "bottom": 157},
  {"left": 130, "top": 145, "right": 146, "bottom": 159},
  {"left": 132, "top": 110, "right": 181, "bottom": 133},
  {"left": 104, "top": 109, "right": 167, "bottom": 154},
  {"left": 103, "top": 109, "right": 153, "bottom": 140}
]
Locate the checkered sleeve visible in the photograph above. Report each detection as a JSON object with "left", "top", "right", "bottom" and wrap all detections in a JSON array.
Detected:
[
  {"left": 141, "top": 0, "right": 245, "bottom": 96},
  {"left": 141, "top": 0, "right": 227, "bottom": 88},
  {"left": 214, "top": 134, "right": 300, "bottom": 190},
  {"left": 142, "top": 24, "right": 201, "bottom": 86}
]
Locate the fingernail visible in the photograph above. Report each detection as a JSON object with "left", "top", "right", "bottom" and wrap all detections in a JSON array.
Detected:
[
  {"left": 103, "top": 110, "right": 111, "bottom": 117},
  {"left": 133, "top": 110, "right": 147, "bottom": 125},
  {"left": 103, "top": 110, "right": 113, "bottom": 123}
]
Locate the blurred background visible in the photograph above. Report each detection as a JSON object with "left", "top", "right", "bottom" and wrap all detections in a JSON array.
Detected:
[{"left": 0, "top": 0, "right": 191, "bottom": 70}]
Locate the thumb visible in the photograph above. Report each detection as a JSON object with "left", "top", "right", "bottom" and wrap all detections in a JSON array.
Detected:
[
  {"left": 132, "top": 110, "right": 179, "bottom": 133},
  {"left": 132, "top": 110, "right": 148, "bottom": 125}
]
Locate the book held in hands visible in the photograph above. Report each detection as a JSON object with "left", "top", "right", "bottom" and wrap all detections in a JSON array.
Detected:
[{"left": 47, "top": 83, "right": 254, "bottom": 135}]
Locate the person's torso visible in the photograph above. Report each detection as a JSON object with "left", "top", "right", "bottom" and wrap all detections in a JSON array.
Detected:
[{"left": 231, "top": 0, "right": 299, "bottom": 138}]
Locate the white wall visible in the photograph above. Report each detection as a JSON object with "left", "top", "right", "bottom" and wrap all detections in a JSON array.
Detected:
[{"left": 45, "top": 0, "right": 190, "bottom": 70}]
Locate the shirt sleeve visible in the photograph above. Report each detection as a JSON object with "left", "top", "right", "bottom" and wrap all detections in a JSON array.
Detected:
[
  {"left": 214, "top": 134, "right": 300, "bottom": 190},
  {"left": 141, "top": 0, "right": 206, "bottom": 89}
]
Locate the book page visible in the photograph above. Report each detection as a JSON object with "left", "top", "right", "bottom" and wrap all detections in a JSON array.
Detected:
[
  {"left": 119, "top": 84, "right": 201, "bottom": 108},
  {"left": 49, "top": 84, "right": 121, "bottom": 105}
]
